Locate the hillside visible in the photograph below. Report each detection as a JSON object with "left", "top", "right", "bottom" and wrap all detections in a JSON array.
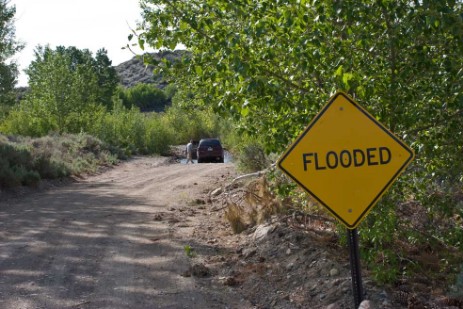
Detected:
[{"left": 114, "top": 50, "right": 189, "bottom": 88}]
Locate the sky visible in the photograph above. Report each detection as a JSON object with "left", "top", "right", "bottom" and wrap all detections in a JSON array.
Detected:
[{"left": 10, "top": 0, "right": 151, "bottom": 87}]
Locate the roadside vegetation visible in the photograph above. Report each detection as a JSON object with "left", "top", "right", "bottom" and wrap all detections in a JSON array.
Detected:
[
  {"left": 1, "top": 0, "right": 463, "bottom": 302},
  {"left": 0, "top": 133, "right": 120, "bottom": 188},
  {"left": 0, "top": 96, "right": 231, "bottom": 188},
  {"left": 0, "top": 15, "right": 233, "bottom": 185},
  {"left": 137, "top": 0, "right": 463, "bottom": 298}
]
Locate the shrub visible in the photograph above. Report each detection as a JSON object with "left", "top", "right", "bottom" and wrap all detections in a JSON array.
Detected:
[
  {"left": 32, "top": 154, "right": 69, "bottom": 179},
  {"left": 0, "top": 157, "right": 22, "bottom": 188},
  {"left": 145, "top": 115, "right": 175, "bottom": 155},
  {"left": 163, "top": 103, "right": 223, "bottom": 144},
  {"left": 236, "top": 143, "right": 269, "bottom": 173},
  {"left": 15, "top": 166, "right": 41, "bottom": 187},
  {"left": 119, "top": 83, "right": 168, "bottom": 111},
  {"left": 163, "top": 83, "right": 178, "bottom": 101},
  {"left": 0, "top": 133, "right": 120, "bottom": 188}
]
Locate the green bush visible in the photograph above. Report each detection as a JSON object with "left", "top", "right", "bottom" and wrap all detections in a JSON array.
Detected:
[
  {"left": 145, "top": 115, "right": 175, "bottom": 155},
  {"left": 0, "top": 143, "right": 32, "bottom": 168},
  {"left": 90, "top": 103, "right": 147, "bottom": 155},
  {"left": 0, "top": 104, "right": 11, "bottom": 123},
  {"left": 32, "top": 154, "right": 69, "bottom": 179},
  {"left": 14, "top": 165, "right": 41, "bottom": 187},
  {"left": 163, "top": 83, "right": 178, "bottom": 101},
  {"left": 0, "top": 148, "right": 41, "bottom": 188},
  {"left": 0, "top": 157, "right": 22, "bottom": 188},
  {"left": 1, "top": 106, "right": 55, "bottom": 137},
  {"left": 118, "top": 83, "right": 168, "bottom": 111},
  {"left": 163, "top": 103, "right": 223, "bottom": 144}
]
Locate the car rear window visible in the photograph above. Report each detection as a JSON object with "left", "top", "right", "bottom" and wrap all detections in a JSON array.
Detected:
[{"left": 200, "top": 140, "right": 222, "bottom": 147}]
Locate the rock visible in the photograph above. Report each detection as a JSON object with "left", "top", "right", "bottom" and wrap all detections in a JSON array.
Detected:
[
  {"left": 242, "top": 247, "right": 257, "bottom": 258},
  {"left": 329, "top": 268, "right": 339, "bottom": 277},
  {"left": 358, "top": 300, "right": 372, "bottom": 309},
  {"left": 286, "top": 262, "right": 294, "bottom": 270},
  {"left": 326, "top": 303, "right": 341, "bottom": 309},
  {"left": 253, "top": 224, "right": 274, "bottom": 242},
  {"left": 211, "top": 187, "right": 223, "bottom": 196}
]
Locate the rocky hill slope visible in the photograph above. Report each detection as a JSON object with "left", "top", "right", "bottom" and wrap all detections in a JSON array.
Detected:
[{"left": 115, "top": 50, "right": 189, "bottom": 88}]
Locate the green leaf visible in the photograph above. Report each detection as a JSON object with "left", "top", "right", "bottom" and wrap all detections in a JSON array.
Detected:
[
  {"left": 342, "top": 72, "right": 353, "bottom": 88},
  {"left": 138, "top": 38, "right": 145, "bottom": 50},
  {"left": 241, "top": 106, "right": 250, "bottom": 117}
]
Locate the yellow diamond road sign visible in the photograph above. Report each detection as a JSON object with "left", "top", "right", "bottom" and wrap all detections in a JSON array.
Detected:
[{"left": 278, "top": 92, "right": 414, "bottom": 229}]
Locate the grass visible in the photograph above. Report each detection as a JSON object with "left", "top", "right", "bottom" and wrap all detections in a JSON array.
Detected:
[{"left": 184, "top": 245, "right": 196, "bottom": 258}]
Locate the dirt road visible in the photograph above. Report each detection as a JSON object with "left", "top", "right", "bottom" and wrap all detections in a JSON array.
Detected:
[
  {"left": 0, "top": 157, "right": 249, "bottom": 309},
  {"left": 2, "top": 156, "right": 454, "bottom": 309}
]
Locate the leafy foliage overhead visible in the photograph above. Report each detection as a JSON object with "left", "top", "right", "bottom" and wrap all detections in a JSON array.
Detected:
[
  {"left": 139, "top": 0, "right": 463, "bottom": 282},
  {"left": 139, "top": 0, "right": 463, "bottom": 152}
]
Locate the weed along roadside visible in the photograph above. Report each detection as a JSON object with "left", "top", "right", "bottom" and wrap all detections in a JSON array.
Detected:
[{"left": 277, "top": 92, "right": 415, "bottom": 307}]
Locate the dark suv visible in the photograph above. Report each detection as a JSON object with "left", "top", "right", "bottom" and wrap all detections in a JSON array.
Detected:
[{"left": 197, "top": 138, "right": 224, "bottom": 163}]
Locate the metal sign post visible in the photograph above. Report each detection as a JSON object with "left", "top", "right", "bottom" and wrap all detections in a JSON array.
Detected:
[{"left": 347, "top": 228, "right": 363, "bottom": 308}]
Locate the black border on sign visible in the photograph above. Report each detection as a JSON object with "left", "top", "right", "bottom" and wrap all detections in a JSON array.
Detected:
[{"left": 277, "top": 92, "right": 415, "bottom": 229}]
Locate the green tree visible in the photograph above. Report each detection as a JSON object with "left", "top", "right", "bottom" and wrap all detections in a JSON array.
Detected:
[
  {"left": 118, "top": 83, "right": 168, "bottom": 111},
  {"left": 48, "top": 46, "right": 118, "bottom": 109},
  {"left": 0, "top": 0, "right": 23, "bottom": 106},
  {"left": 163, "top": 83, "right": 178, "bottom": 101},
  {"left": 139, "top": 0, "right": 463, "bottom": 282},
  {"left": 139, "top": 0, "right": 463, "bottom": 148},
  {"left": 4, "top": 46, "right": 108, "bottom": 135},
  {"left": 95, "top": 48, "right": 119, "bottom": 108}
]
